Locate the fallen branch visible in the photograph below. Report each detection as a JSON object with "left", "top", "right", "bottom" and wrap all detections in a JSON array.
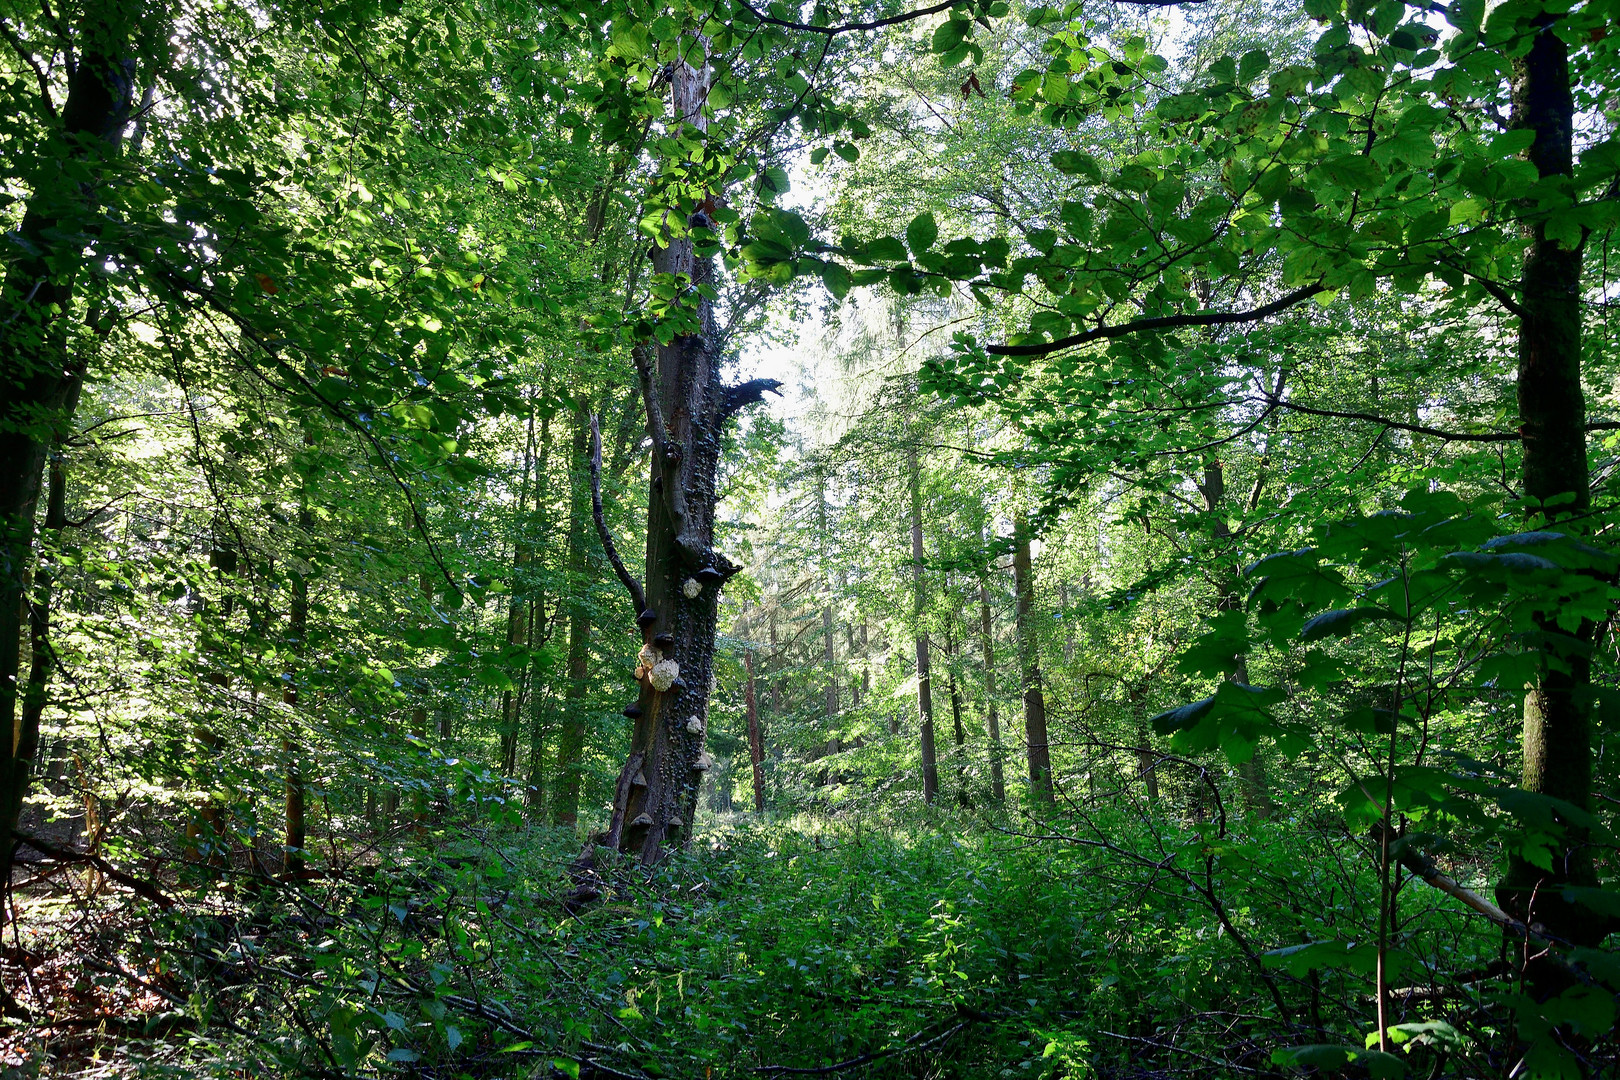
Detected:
[
  {"left": 756, "top": 1019, "right": 972, "bottom": 1075},
  {"left": 16, "top": 833, "right": 175, "bottom": 909}
]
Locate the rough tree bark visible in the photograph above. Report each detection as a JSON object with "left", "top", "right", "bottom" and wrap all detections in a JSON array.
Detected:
[
  {"left": 587, "top": 45, "right": 781, "bottom": 865},
  {"left": 1013, "top": 513, "right": 1054, "bottom": 804},
  {"left": 1493, "top": 10, "right": 1609, "bottom": 967},
  {"left": 908, "top": 446, "right": 940, "bottom": 804}
]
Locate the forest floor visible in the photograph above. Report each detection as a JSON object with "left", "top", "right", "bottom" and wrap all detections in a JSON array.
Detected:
[{"left": 0, "top": 808, "right": 1556, "bottom": 1079}]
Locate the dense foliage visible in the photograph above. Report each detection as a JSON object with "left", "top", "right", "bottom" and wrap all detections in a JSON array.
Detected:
[{"left": 0, "top": 0, "right": 1617, "bottom": 1075}]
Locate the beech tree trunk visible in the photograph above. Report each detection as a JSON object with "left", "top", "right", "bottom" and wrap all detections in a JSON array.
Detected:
[
  {"left": 1013, "top": 513, "right": 1053, "bottom": 804},
  {"left": 908, "top": 447, "right": 939, "bottom": 804},
  {"left": 594, "top": 46, "right": 780, "bottom": 865},
  {"left": 1494, "top": 13, "right": 1606, "bottom": 963},
  {"left": 978, "top": 581, "right": 1006, "bottom": 803},
  {"left": 0, "top": 21, "right": 136, "bottom": 986}
]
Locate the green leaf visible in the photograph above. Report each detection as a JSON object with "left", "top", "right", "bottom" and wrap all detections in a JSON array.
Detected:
[
  {"left": 931, "top": 19, "right": 968, "bottom": 54},
  {"left": 1051, "top": 150, "right": 1102, "bottom": 179},
  {"left": 863, "top": 236, "right": 908, "bottom": 262},
  {"left": 1299, "top": 607, "right": 1401, "bottom": 641},
  {"left": 820, "top": 261, "right": 851, "bottom": 299},
  {"left": 906, "top": 212, "right": 938, "bottom": 255}
]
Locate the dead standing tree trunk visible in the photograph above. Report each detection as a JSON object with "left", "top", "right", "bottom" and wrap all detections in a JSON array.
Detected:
[{"left": 586, "top": 47, "right": 780, "bottom": 867}]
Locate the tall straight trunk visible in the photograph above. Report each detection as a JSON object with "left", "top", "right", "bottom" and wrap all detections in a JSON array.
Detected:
[
  {"left": 553, "top": 403, "right": 593, "bottom": 826},
  {"left": 597, "top": 45, "right": 781, "bottom": 865},
  {"left": 19, "top": 430, "right": 76, "bottom": 819},
  {"left": 1013, "top": 513, "right": 1053, "bottom": 803},
  {"left": 945, "top": 619, "right": 969, "bottom": 808},
  {"left": 522, "top": 389, "right": 555, "bottom": 814},
  {"left": 1495, "top": 15, "right": 1605, "bottom": 960},
  {"left": 908, "top": 448, "right": 939, "bottom": 804},
  {"left": 281, "top": 493, "right": 313, "bottom": 875},
  {"left": 745, "top": 649, "right": 765, "bottom": 813},
  {"left": 499, "top": 412, "right": 538, "bottom": 774},
  {"left": 856, "top": 621, "right": 869, "bottom": 710},
  {"left": 0, "top": 24, "right": 136, "bottom": 983},
  {"left": 978, "top": 581, "right": 1006, "bottom": 803},
  {"left": 818, "top": 475, "right": 838, "bottom": 756}
]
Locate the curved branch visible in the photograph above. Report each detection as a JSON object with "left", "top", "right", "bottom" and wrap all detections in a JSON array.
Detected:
[
  {"left": 591, "top": 414, "right": 647, "bottom": 614},
  {"left": 733, "top": 0, "right": 1204, "bottom": 36},
  {"left": 988, "top": 284, "right": 1321, "bottom": 358}
]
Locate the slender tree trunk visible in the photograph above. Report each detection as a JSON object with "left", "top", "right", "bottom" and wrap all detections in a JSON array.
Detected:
[
  {"left": 745, "top": 649, "right": 765, "bottom": 813},
  {"left": 978, "top": 581, "right": 1006, "bottom": 803},
  {"left": 1198, "top": 460, "right": 1272, "bottom": 819},
  {"left": 1495, "top": 14, "right": 1606, "bottom": 962},
  {"left": 945, "top": 620, "right": 969, "bottom": 808},
  {"left": 0, "top": 25, "right": 136, "bottom": 989},
  {"left": 281, "top": 494, "right": 312, "bottom": 875},
  {"left": 908, "top": 448, "right": 939, "bottom": 804},
  {"left": 1013, "top": 513, "right": 1053, "bottom": 804},
  {"left": 553, "top": 403, "right": 593, "bottom": 826}
]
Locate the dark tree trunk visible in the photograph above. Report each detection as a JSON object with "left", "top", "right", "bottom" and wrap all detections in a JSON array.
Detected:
[
  {"left": 908, "top": 448, "right": 939, "bottom": 804},
  {"left": 745, "top": 649, "right": 765, "bottom": 813},
  {"left": 1495, "top": 13, "right": 1607, "bottom": 964},
  {"left": 281, "top": 495, "right": 312, "bottom": 876},
  {"left": 0, "top": 27, "right": 135, "bottom": 990},
  {"left": 595, "top": 48, "right": 780, "bottom": 865},
  {"left": 945, "top": 619, "right": 969, "bottom": 808},
  {"left": 978, "top": 581, "right": 1006, "bottom": 803},
  {"left": 553, "top": 404, "right": 593, "bottom": 826},
  {"left": 1013, "top": 513, "right": 1053, "bottom": 804}
]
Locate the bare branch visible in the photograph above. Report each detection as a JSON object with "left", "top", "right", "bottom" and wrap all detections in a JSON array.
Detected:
[
  {"left": 591, "top": 414, "right": 647, "bottom": 614},
  {"left": 719, "top": 377, "right": 784, "bottom": 422}
]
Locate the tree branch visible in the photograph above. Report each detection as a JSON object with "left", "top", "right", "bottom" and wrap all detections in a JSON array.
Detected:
[
  {"left": 1260, "top": 397, "right": 1517, "bottom": 442},
  {"left": 733, "top": 0, "right": 1203, "bottom": 36},
  {"left": 987, "top": 285, "right": 1321, "bottom": 358},
  {"left": 719, "top": 377, "right": 784, "bottom": 422},
  {"left": 591, "top": 414, "right": 647, "bottom": 615},
  {"left": 16, "top": 832, "right": 175, "bottom": 909}
]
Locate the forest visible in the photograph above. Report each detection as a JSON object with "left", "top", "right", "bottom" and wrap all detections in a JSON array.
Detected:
[{"left": 0, "top": 0, "right": 1618, "bottom": 1075}]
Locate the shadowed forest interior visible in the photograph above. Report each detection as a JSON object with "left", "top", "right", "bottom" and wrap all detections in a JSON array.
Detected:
[{"left": 2, "top": 0, "right": 1620, "bottom": 1075}]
